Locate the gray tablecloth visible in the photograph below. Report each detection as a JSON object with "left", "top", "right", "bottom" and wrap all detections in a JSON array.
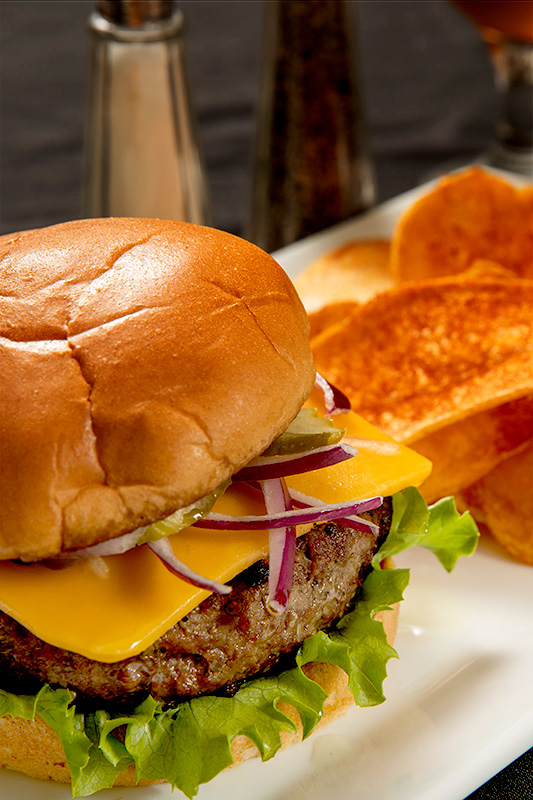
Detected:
[{"left": 0, "top": 2, "right": 530, "bottom": 797}]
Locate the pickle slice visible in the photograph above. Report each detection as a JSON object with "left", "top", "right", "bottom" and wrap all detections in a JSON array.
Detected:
[
  {"left": 263, "top": 408, "right": 345, "bottom": 456},
  {"left": 138, "top": 482, "right": 230, "bottom": 543},
  {"left": 139, "top": 411, "right": 344, "bottom": 542}
]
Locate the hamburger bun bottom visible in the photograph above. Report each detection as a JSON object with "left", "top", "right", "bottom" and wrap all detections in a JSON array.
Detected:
[{"left": 0, "top": 601, "right": 399, "bottom": 789}]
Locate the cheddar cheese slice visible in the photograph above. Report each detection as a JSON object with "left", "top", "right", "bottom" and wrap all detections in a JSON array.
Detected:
[{"left": 0, "top": 412, "right": 431, "bottom": 663}]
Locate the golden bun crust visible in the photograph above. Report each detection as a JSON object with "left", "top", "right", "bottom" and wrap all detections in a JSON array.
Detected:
[
  {"left": 0, "top": 219, "right": 315, "bottom": 561},
  {"left": 0, "top": 713, "right": 156, "bottom": 786},
  {"left": 0, "top": 599, "right": 398, "bottom": 788}
]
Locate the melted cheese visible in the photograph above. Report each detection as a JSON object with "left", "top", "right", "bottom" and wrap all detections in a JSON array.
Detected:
[{"left": 0, "top": 412, "right": 431, "bottom": 663}]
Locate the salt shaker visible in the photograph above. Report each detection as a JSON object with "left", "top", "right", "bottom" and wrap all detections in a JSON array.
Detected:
[
  {"left": 82, "top": 0, "right": 210, "bottom": 223},
  {"left": 249, "top": 0, "right": 375, "bottom": 252}
]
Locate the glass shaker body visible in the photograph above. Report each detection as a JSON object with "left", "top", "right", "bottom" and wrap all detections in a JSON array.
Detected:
[
  {"left": 249, "top": 0, "right": 375, "bottom": 252},
  {"left": 82, "top": 7, "right": 210, "bottom": 223}
]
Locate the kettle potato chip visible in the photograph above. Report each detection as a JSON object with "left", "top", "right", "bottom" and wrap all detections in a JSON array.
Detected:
[
  {"left": 311, "top": 275, "right": 533, "bottom": 443},
  {"left": 390, "top": 168, "right": 533, "bottom": 282},
  {"left": 308, "top": 301, "right": 358, "bottom": 341},
  {"left": 294, "top": 239, "right": 392, "bottom": 313},
  {"left": 465, "top": 259, "right": 518, "bottom": 280},
  {"left": 413, "top": 395, "right": 533, "bottom": 504},
  {"left": 457, "top": 442, "right": 533, "bottom": 565}
]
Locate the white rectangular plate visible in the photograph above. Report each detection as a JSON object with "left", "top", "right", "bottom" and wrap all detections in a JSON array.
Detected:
[{"left": 3, "top": 179, "right": 532, "bottom": 800}]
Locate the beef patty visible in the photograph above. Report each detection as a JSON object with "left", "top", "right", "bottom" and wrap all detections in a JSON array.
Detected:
[{"left": 0, "top": 499, "right": 392, "bottom": 710}]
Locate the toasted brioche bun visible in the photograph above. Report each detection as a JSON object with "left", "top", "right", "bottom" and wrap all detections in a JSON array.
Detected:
[
  {"left": 0, "top": 600, "right": 399, "bottom": 787},
  {"left": 0, "top": 219, "right": 315, "bottom": 561}
]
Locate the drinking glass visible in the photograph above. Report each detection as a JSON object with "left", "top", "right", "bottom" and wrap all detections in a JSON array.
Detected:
[{"left": 453, "top": 0, "right": 533, "bottom": 177}]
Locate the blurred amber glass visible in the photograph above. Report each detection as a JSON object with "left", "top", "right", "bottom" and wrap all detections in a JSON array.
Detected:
[
  {"left": 453, "top": 0, "right": 533, "bottom": 44},
  {"left": 452, "top": 0, "right": 533, "bottom": 174}
]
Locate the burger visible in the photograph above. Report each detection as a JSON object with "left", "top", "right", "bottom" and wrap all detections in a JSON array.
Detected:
[{"left": 0, "top": 218, "right": 478, "bottom": 796}]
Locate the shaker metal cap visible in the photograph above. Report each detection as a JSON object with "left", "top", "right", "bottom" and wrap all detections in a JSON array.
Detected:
[{"left": 96, "top": 1, "right": 174, "bottom": 27}]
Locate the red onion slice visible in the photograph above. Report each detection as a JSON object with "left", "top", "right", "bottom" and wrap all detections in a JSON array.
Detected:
[
  {"left": 287, "top": 488, "right": 381, "bottom": 535},
  {"left": 261, "top": 478, "right": 296, "bottom": 615},
  {"left": 194, "top": 495, "right": 382, "bottom": 530},
  {"left": 345, "top": 515, "right": 380, "bottom": 535},
  {"left": 234, "top": 442, "right": 356, "bottom": 482},
  {"left": 314, "top": 372, "right": 351, "bottom": 416},
  {"left": 148, "top": 539, "right": 232, "bottom": 595},
  {"left": 48, "top": 528, "right": 149, "bottom": 563}
]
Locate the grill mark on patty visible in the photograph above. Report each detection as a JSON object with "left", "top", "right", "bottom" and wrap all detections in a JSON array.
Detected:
[{"left": 0, "top": 500, "right": 392, "bottom": 711}]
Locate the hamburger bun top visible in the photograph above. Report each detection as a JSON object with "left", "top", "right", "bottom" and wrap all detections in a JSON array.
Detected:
[{"left": 0, "top": 218, "right": 315, "bottom": 561}]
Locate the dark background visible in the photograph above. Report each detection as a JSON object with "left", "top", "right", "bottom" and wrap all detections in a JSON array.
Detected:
[
  {"left": 0, "top": 0, "right": 497, "bottom": 237},
  {"left": 0, "top": 2, "right": 530, "bottom": 798}
]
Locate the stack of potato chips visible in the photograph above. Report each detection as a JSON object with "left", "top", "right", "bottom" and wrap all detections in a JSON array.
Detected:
[{"left": 296, "top": 168, "right": 533, "bottom": 564}]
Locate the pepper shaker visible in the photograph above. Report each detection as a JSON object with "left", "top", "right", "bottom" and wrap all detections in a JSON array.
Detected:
[
  {"left": 249, "top": 0, "right": 375, "bottom": 252},
  {"left": 82, "top": 0, "right": 210, "bottom": 223}
]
